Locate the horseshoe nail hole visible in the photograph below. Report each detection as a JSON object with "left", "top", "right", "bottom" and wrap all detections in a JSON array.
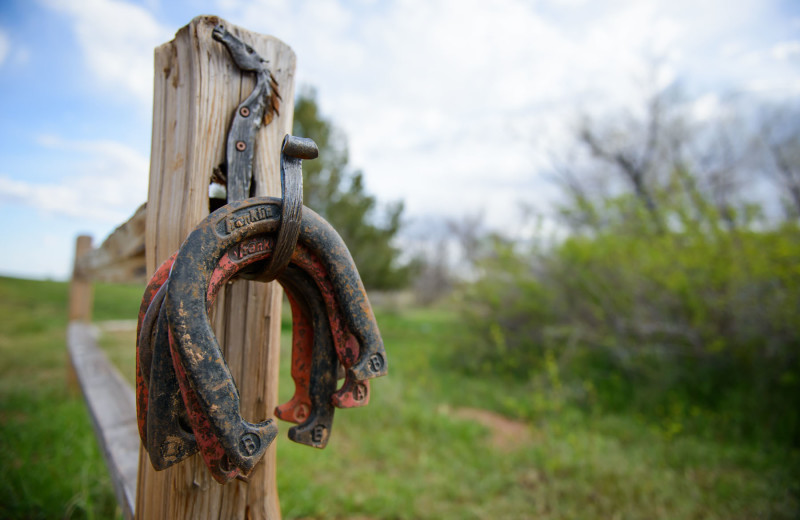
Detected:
[
  {"left": 178, "top": 414, "right": 193, "bottom": 435},
  {"left": 219, "top": 454, "right": 233, "bottom": 473},
  {"left": 295, "top": 404, "right": 309, "bottom": 422},
  {"left": 354, "top": 383, "right": 368, "bottom": 401}
]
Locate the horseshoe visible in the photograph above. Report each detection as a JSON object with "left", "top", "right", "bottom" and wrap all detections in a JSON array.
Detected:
[
  {"left": 135, "top": 252, "right": 177, "bottom": 445},
  {"left": 145, "top": 290, "right": 200, "bottom": 470},
  {"left": 168, "top": 229, "right": 377, "bottom": 477},
  {"left": 135, "top": 197, "right": 387, "bottom": 479},
  {"left": 219, "top": 241, "right": 372, "bottom": 415},
  {"left": 134, "top": 239, "right": 370, "bottom": 476},
  {"left": 279, "top": 266, "right": 336, "bottom": 448},
  {"left": 165, "top": 198, "right": 386, "bottom": 476}
]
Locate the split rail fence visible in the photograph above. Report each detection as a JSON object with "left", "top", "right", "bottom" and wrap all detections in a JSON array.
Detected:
[{"left": 66, "top": 205, "right": 147, "bottom": 520}]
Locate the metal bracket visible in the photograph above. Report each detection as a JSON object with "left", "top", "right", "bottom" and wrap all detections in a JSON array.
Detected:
[
  {"left": 212, "top": 23, "right": 282, "bottom": 202},
  {"left": 250, "top": 135, "right": 318, "bottom": 281}
]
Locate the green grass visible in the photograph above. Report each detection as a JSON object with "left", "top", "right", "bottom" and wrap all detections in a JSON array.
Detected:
[
  {"left": 0, "top": 276, "right": 796, "bottom": 518},
  {"left": 0, "top": 277, "right": 123, "bottom": 519}
]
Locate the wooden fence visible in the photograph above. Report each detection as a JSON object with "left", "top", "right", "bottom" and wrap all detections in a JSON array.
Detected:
[{"left": 66, "top": 207, "right": 147, "bottom": 519}]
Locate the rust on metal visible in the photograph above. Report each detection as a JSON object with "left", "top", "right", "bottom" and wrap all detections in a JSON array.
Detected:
[
  {"left": 135, "top": 134, "right": 387, "bottom": 483},
  {"left": 135, "top": 200, "right": 387, "bottom": 481}
]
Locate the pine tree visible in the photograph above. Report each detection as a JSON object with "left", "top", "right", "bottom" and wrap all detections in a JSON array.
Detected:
[{"left": 293, "top": 88, "right": 410, "bottom": 290}]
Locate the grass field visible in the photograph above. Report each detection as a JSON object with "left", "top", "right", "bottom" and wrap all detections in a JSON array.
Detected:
[{"left": 0, "top": 276, "right": 796, "bottom": 519}]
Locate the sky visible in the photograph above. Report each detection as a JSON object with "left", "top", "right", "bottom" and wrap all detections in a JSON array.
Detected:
[{"left": 0, "top": 0, "right": 798, "bottom": 280}]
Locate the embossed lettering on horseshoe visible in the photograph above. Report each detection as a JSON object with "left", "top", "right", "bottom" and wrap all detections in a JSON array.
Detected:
[
  {"left": 240, "top": 432, "right": 261, "bottom": 456},
  {"left": 354, "top": 383, "right": 367, "bottom": 401},
  {"left": 368, "top": 353, "right": 384, "bottom": 373},
  {"left": 312, "top": 425, "right": 326, "bottom": 444}
]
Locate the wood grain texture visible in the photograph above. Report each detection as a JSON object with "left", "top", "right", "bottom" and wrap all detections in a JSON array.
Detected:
[
  {"left": 67, "top": 234, "right": 94, "bottom": 393},
  {"left": 77, "top": 204, "right": 147, "bottom": 284},
  {"left": 136, "top": 16, "right": 295, "bottom": 520},
  {"left": 69, "top": 235, "right": 94, "bottom": 321},
  {"left": 68, "top": 322, "right": 138, "bottom": 520}
]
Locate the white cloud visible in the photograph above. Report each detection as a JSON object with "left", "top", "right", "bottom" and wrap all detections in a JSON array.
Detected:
[
  {"left": 215, "top": 0, "right": 798, "bottom": 230},
  {"left": 24, "top": 0, "right": 783, "bottom": 234},
  {"left": 41, "top": 0, "right": 171, "bottom": 104},
  {"left": 690, "top": 93, "right": 721, "bottom": 122},
  {"left": 772, "top": 41, "right": 800, "bottom": 61},
  {"left": 0, "top": 29, "right": 9, "bottom": 66},
  {"left": 0, "top": 136, "right": 148, "bottom": 222},
  {"left": 0, "top": 231, "right": 75, "bottom": 280},
  {"left": 13, "top": 47, "right": 30, "bottom": 65}
]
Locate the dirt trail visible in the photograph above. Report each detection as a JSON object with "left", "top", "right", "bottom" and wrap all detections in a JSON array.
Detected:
[{"left": 452, "top": 407, "right": 531, "bottom": 450}]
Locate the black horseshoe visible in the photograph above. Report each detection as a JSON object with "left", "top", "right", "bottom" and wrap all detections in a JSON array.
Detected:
[
  {"left": 145, "top": 290, "right": 199, "bottom": 469},
  {"left": 165, "top": 198, "right": 387, "bottom": 473},
  {"left": 280, "top": 265, "right": 337, "bottom": 448}
]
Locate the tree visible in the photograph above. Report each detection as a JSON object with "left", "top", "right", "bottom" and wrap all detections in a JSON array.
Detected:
[
  {"left": 292, "top": 87, "right": 411, "bottom": 290},
  {"left": 457, "top": 89, "right": 800, "bottom": 446},
  {"left": 758, "top": 103, "right": 800, "bottom": 219}
]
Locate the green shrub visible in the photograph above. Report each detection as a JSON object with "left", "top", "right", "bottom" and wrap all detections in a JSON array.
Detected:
[{"left": 457, "top": 172, "right": 800, "bottom": 447}]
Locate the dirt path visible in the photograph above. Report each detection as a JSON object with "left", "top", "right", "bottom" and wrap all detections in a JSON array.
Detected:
[{"left": 451, "top": 407, "right": 532, "bottom": 451}]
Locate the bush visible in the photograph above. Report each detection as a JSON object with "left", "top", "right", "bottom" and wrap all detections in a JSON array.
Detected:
[{"left": 457, "top": 180, "right": 800, "bottom": 447}]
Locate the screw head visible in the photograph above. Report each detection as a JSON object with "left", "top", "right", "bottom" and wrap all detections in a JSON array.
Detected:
[
  {"left": 235, "top": 141, "right": 247, "bottom": 151},
  {"left": 239, "top": 106, "right": 250, "bottom": 117}
]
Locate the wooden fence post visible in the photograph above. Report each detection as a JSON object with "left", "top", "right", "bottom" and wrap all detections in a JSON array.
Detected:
[
  {"left": 134, "top": 16, "right": 295, "bottom": 519},
  {"left": 67, "top": 234, "right": 93, "bottom": 391},
  {"left": 69, "top": 235, "right": 94, "bottom": 322}
]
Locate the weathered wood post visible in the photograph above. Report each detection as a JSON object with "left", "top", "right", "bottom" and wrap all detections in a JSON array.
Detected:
[
  {"left": 67, "top": 234, "right": 93, "bottom": 391},
  {"left": 69, "top": 234, "right": 94, "bottom": 322},
  {"left": 135, "top": 16, "right": 295, "bottom": 519}
]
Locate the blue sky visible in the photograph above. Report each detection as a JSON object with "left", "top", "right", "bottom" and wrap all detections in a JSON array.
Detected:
[{"left": 0, "top": 0, "right": 798, "bottom": 279}]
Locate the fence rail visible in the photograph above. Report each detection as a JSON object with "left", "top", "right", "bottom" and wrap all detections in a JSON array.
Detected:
[
  {"left": 67, "top": 322, "right": 138, "bottom": 519},
  {"left": 67, "top": 204, "right": 146, "bottom": 518}
]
